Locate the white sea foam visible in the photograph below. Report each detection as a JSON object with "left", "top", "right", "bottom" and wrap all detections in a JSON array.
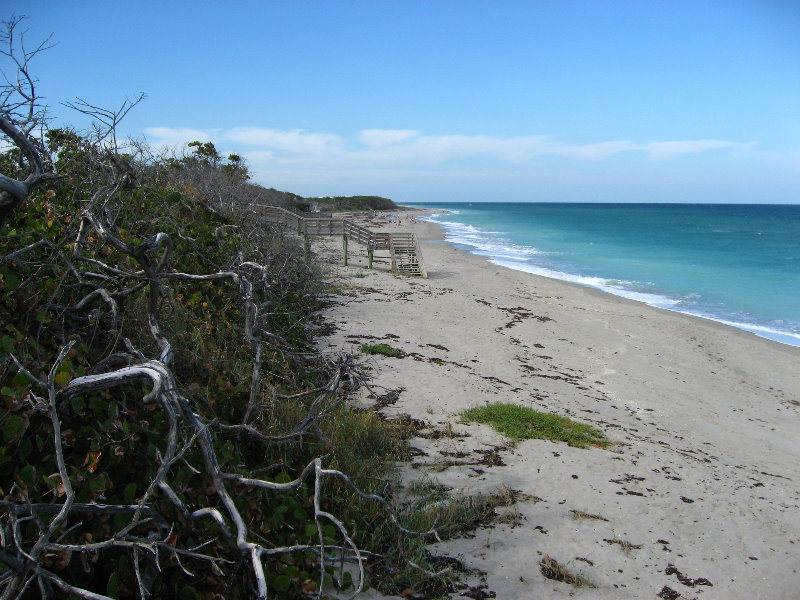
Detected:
[
  {"left": 421, "top": 210, "right": 461, "bottom": 218},
  {"left": 490, "top": 259, "right": 684, "bottom": 309},
  {"left": 492, "top": 256, "right": 800, "bottom": 346},
  {"left": 435, "top": 222, "right": 544, "bottom": 265},
  {"left": 711, "top": 319, "right": 800, "bottom": 346},
  {"left": 430, "top": 215, "right": 800, "bottom": 347}
]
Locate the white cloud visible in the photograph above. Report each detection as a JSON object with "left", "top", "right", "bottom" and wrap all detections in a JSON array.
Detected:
[
  {"left": 643, "top": 140, "right": 746, "bottom": 160},
  {"left": 551, "top": 140, "right": 639, "bottom": 160},
  {"left": 224, "top": 128, "right": 343, "bottom": 155},
  {"left": 142, "top": 125, "right": 764, "bottom": 199},
  {"left": 144, "top": 125, "right": 752, "bottom": 167},
  {"left": 359, "top": 129, "right": 419, "bottom": 147},
  {"left": 143, "top": 127, "right": 217, "bottom": 149}
]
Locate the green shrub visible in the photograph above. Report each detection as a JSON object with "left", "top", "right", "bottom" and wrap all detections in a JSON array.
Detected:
[
  {"left": 305, "top": 195, "right": 398, "bottom": 211},
  {"left": 460, "top": 403, "right": 608, "bottom": 448},
  {"left": 360, "top": 343, "right": 405, "bottom": 357},
  {"left": 0, "top": 127, "right": 426, "bottom": 598}
]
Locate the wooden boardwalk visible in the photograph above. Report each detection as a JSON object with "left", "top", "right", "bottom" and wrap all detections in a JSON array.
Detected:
[{"left": 254, "top": 205, "right": 427, "bottom": 278}]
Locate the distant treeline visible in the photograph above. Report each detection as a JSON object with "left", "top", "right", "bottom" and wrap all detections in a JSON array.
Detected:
[
  {"left": 302, "top": 195, "right": 398, "bottom": 211},
  {"left": 242, "top": 189, "right": 398, "bottom": 213}
]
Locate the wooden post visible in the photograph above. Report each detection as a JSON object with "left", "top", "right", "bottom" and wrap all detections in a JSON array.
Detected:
[
  {"left": 304, "top": 233, "right": 311, "bottom": 257},
  {"left": 368, "top": 246, "right": 373, "bottom": 269},
  {"left": 343, "top": 234, "right": 348, "bottom": 266}
]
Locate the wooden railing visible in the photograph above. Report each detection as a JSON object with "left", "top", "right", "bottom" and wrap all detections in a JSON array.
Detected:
[{"left": 253, "top": 205, "right": 426, "bottom": 277}]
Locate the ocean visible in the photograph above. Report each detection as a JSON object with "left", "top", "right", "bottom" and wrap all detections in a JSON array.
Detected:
[{"left": 406, "top": 202, "right": 800, "bottom": 347}]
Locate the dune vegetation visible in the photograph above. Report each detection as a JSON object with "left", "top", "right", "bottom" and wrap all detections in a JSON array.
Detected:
[{"left": 0, "top": 17, "right": 489, "bottom": 599}]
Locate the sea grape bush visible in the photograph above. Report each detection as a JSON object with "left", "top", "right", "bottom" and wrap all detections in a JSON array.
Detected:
[
  {"left": 0, "top": 126, "right": 428, "bottom": 598},
  {"left": 0, "top": 16, "right": 473, "bottom": 596}
]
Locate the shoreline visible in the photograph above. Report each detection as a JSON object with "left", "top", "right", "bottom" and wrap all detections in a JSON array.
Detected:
[
  {"left": 413, "top": 206, "right": 800, "bottom": 349},
  {"left": 424, "top": 214, "right": 800, "bottom": 353},
  {"left": 413, "top": 207, "right": 799, "bottom": 351},
  {"left": 316, "top": 210, "right": 800, "bottom": 598}
]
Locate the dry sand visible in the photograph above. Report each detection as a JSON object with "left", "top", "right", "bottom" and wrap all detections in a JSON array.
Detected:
[{"left": 314, "top": 211, "right": 800, "bottom": 599}]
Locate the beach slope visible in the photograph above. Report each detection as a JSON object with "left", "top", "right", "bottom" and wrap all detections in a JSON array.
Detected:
[{"left": 317, "top": 214, "right": 800, "bottom": 599}]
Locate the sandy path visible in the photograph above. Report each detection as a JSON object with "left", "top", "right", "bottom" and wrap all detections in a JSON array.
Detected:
[{"left": 314, "top": 212, "right": 800, "bottom": 599}]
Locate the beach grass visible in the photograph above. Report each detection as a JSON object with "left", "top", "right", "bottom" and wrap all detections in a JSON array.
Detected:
[
  {"left": 570, "top": 509, "right": 609, "bottom": 522},
  {"left": 604, "top": 538, "right": 643, "bottom": 555},
  {"left": 360, "top": 342, "right": 405, "bottom": 357},
  {"left": 460, "top": 403, "right": 608, "bottom": 448},
  {"left": 361, "top": 479, "right": 528, "bottom": 596},
  {"left": 539, "top": 555, "right": 595, "bottom": 588}
]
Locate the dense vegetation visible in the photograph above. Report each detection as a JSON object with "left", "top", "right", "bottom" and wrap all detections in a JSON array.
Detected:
[
  {"left": 0, "top": 19, "right": 457, "bottom": 600},
  {"left": 303, "top": 196, "right": 398, "bottom": 212}
]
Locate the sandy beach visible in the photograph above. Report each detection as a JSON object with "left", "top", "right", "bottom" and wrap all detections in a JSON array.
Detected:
[{"left": 315, "top": 212, "right": 800, "bottom": 599}]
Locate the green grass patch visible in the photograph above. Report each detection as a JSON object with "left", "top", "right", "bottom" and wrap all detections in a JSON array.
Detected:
[
  {"left": 360, "top": 343, "right": 405, "bottom": 357},
  {"left": 460, "top": 403, "right": 607, "bottom": 448}
]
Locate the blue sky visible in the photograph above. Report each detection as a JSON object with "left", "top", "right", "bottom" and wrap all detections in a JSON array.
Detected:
[{"left": 4, "top": 1, "right": 799, "bottom": 203}]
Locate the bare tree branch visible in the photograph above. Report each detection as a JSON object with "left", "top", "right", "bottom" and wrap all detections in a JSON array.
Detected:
[
  {"left": 62, "top": 93, "right": 145, "bottom": 152},
  {"left": 0, "top": 16, "right": 58, "bottom": 225},
  {"left": 0, "top": 29, "right": 444, "bottom": 594}
]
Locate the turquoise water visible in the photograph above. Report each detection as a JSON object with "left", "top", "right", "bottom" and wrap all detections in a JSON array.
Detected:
[{"left": 407, "top": 202, "right": 800, "bottom": 347}]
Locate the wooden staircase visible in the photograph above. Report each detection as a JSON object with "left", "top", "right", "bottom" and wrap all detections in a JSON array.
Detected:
[
  {"left": 389, "top": 233, "right": 426, "bottom": 278},
  {"left": 254, "top": 205, "right": 427, "bottom": 278}
]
